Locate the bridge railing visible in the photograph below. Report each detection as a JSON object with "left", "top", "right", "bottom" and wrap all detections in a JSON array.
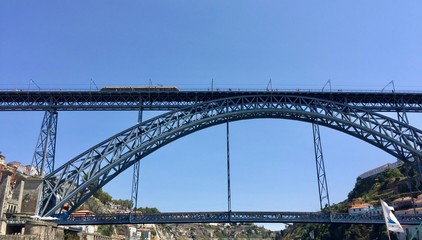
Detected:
[{"left": 49, "top": 211, "right": 422, "bottom": 225}]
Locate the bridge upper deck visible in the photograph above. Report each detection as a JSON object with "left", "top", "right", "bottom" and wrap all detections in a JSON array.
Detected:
[{"left": 1, "top": 90, "right": 422, "bottom": 112}]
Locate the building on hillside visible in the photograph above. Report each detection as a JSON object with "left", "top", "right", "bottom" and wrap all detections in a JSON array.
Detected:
[
  {"left": 128, "top": 224, "right": 152, "bottom": 240},
  {"left": 71, "top": 210, "right": 94, "bottom": 217},
  {"left": 0, "top": 154, "right": 5, "bottom": 183},
  {"left": 411, "top": 194, "right": 422, "bottom": 208},
  {"left": 358, "top": 160, "right": 403, "bottom": 179},
  {"left": 106, "top": 202, "right": 121, "bottom": 210},
  {"left": 128, "top": 225, "right": 137, "bottom": 239},
  {"left": 136, "top": 227, "right": 151, "bottom": 240},
  {"left": 0, "top": 155, "right": 43, "bottom": 235},
  {"left": 348, "top": 203, "right": 382, "bottom": 216},
  {"left": 364, "top": 196, "right": 422, "bottom": 240},
  {"left": 395, "top": 207, "right": 422, "bottom": 216},
  {"left": 0, "top": 154, "right": 5, "bottom": 166},
  {"left": 396, "top": 225, "right": 422, "bottom": 240},
  {"left": 392, "top": 196, "right": 414, "bottom": 210}
]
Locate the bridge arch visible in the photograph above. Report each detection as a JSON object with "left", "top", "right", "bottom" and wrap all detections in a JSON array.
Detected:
[{"left": 40, "top": 95, "right": 422, "bottom": 216}]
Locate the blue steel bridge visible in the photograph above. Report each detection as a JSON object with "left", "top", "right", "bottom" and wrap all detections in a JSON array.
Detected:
[
  {"left": 53, "top": 211, "right": 422, "bottom": 226},
  {"left": 2, "top": 88, "right": 422, "bottom": 225}
]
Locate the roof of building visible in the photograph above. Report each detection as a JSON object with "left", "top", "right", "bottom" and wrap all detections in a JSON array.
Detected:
[
  {"left": 393, "top": 196, "right": 413, "bottom": 202},
  {"left": 72, "top": 210, "right": 94, "bottom": 215},
  {"left": 349, "top": 203, "right": 373, "bottom": 209}
]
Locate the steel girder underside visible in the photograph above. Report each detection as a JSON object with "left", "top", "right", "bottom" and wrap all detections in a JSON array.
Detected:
[
  {"left": 39, "top": 95, "right": 422, "bottom": 216},
  {"left": 2, "top": 90, "right": 422, "bottom": 112}
]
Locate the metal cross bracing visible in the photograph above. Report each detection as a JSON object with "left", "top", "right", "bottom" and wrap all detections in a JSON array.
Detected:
[
  {"left": 2, "top": 90, "right": 422, "bottom": 112},
  {"left": 50, "top": 211, "right": 422, "bottom": 226},
  {"left": 38, "top": 95, "right": 422, "bottom": 216},
  {"left": 131, "top": 103, "right": 143, "bottom": 211},
  {"left": 31, "top": 109, "right": 58, "bottom": 176},
  {"left": 395, "top": 107, "right": 422, "bottom": 200},
  {"left": 312, "top": 123, "right": 331, "bottom": 210}
]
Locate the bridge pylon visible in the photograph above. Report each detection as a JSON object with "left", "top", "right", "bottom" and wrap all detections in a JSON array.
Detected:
[
  {"left": 396, "top": 108, "right": 422, "bottom": 194},
  {"left": 31, "top": 109, "right": 58, "bottom": 176},
  {"left": 131, "top": 102, "right": 143, "bottom": 211},
  {"left": 312, "top": 123, "right": 331, "bottom": 210}
]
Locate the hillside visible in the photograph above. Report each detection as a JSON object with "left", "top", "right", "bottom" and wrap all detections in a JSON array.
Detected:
[
  {"left": 74, "top": 189, "right": 282, "bottom": 239},
  {"left": 155, "top": 223, "right": 278, "bottom": 239},
  {"left": 73, "top": 164, "right": 421, "bottom": 239},
  {"left": 279, "top": 164, "right": 421, "bottom": 240}
]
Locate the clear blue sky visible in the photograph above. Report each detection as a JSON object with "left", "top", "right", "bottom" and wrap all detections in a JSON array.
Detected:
[{"left": 1, "top": 1, "right": 422, "bottom": 230}]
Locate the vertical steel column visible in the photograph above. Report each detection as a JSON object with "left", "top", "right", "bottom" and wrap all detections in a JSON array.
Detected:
[
  {"left": 226, "top": 120, "right": 232, "bottom": 213},
  {"left": 397, "top": 110, "right": 409, "bottom": 125},
  {"left": 397, "top": 108, "right": 422, "bottom": 173},
  {"left": 131, "top": 103, "right": 143, "bottom": 211},
  {"left": 312, "top": 123, "right": 331, "bottom": 210},
  {"left": 397, "top": 109, "right": 422, "bottom": 194},
  {"left": 131, "top": 160, "right": 140, "bottom": 211},
  {"left": 31, "top": 109, "right": 58, "bottom": 176}
]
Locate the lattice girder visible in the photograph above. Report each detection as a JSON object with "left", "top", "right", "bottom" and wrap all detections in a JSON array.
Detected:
[
  {"left": 31, "top": 109, "right": 58, "bottom": 176},
  {"left": 39, "top": 95, "right": 422, "bottom": 216}
]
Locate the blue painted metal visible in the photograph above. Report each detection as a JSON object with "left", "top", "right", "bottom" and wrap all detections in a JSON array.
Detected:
[
  {"left": 312, "top": 123, "right": 330, "bottom": 210},
  {"left": 226, "top": 121, "right": 232, "bottom": 213},
  {"left": 48, "top": 211, "right": 422, "bottom": 226},
  {"left": 2, "top": 90, "right": 422, "bottom": 112},
  {"left": 131, "top": 103, "right": 143, "bottom": 211},
  {"left": 38, "top": 95, "right": 422, "bottom": 216},
  {"left": 31, "top": 109, "right": 58, "bottom": 176}
]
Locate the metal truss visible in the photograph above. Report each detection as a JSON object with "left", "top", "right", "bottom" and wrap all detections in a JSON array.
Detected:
[
  {"left": 312, "top": 123, "right": 331, "bottom": 210},
  {"left": 131, "top": 161, "right": 140, "bottom": 211},
  {"left": 131, "top": 106, "right": 143, "bottom": 210},
  {"left": 31, "top": 109, "right": 58, "bottom": 176},
  {"left": 2, "top": 90, "right": 422, "bottom": 112},
  {"left": 50, "top": 211, "right": 422, "bottom": 225},
  {"left": 39, "top": 95, "right": 422, "bottom": 216}
]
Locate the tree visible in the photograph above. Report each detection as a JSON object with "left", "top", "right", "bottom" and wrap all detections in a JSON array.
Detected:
[
  {"left": 98, "top": 225, "right": 114, "bottom": 236},
  {"left": 93, "top": 188, "right": 112, "bottom": 204}
]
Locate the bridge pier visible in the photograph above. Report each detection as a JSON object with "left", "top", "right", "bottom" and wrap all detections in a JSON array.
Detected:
[
  {"left": 24, "top": 220, "right": 64, "bottom": 240},
  {"left": 131, "top": 103, "right": 143, "bottom": 211},
  {"left": 312, "top": 123, "right": 330, "bottom": 210},
  {"left": 31, "top": 109, "right": 58, "bottom": 176},
  {"left": 0, "top": 218, "right": 6, "bottom": 236}
]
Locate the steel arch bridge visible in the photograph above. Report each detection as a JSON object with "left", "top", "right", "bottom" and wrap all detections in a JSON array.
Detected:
[{"left": 39, "top": 94, "right": 422, "bottom": 216}]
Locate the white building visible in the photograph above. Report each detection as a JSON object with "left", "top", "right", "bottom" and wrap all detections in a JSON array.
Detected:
[{"left": 348, "top": 203, "right": 381, "bottom": 216}]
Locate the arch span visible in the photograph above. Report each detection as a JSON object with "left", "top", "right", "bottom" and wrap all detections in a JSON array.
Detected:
[{"left": 40, "top": 95, "right": 422, "bottom": 216}]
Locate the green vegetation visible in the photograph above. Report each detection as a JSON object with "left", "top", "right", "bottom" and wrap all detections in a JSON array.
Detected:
[
  {"left": 93, "top": 188, "right": 112, "bottom": 205},
  {"left": 86, "top": 166, "right": 417, "bottom": 239},
  {"left": 64, "top": 231, "right": 79, "bottom": 240},
  {"left": 134, "top": 206, "right": 160, "bottom": 213},
  {"left": 98, "top": 225, "right": 114, "bottom": 236},
  {"left": 282, "top": 223, "right": 390, "bottom": 240},
  {"left": 280, "top": 165, "right": 420, "bottom": 240},
  {"left": 348, "top": 168, "right": 406, "bottom": 204},
  {"left": 111, "top": 199, "right": 132, "bottom": 209}
]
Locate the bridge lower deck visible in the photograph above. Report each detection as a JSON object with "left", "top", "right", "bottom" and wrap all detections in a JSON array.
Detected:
[{"left": 50, "top": 211, "right": 422, "bottom": 225}]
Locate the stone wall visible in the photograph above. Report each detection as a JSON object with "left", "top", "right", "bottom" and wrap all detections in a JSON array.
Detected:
[
  {"left": 20, "top": 179, "right": 42, "bottom": 216},
  {"left": 0, "top": 171, "right": 12, "bottom": 235},
  {"left": 0, "top": 235, "right": 40, "bottom": 240},
  {"left": 24, "top": 221, "right": 63, "bottom": 240},
  {"left": 77, "top": 232, "right": 124, "bottom": 240}
]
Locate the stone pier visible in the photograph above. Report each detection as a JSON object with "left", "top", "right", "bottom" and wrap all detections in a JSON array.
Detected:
[{"left": 23, "top": 220, "right": 63, "bottom": 240}]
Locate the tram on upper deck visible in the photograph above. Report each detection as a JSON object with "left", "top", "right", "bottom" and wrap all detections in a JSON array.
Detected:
[{"left": 100, "top": 86, "right": 179, "bottom": 92}]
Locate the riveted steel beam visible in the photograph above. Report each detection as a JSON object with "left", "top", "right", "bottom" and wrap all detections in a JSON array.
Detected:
[
  {"left": 312, "top": 123, "right": 331, "bottom": 210},
  {"left": 31, "top": 109, "right": 58, "bottom": 176},
  {"left": 2, "top": 90, "right": 422, "bottom": 112},
  {"left": 38, "top": 95, "right": 422, "bottom": 216},
  {"left": 131, "top": 103, "right": 143, "bottom": 211},
  {"left": 51, "top": 211, "right": 422, "bottom": 225}
]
